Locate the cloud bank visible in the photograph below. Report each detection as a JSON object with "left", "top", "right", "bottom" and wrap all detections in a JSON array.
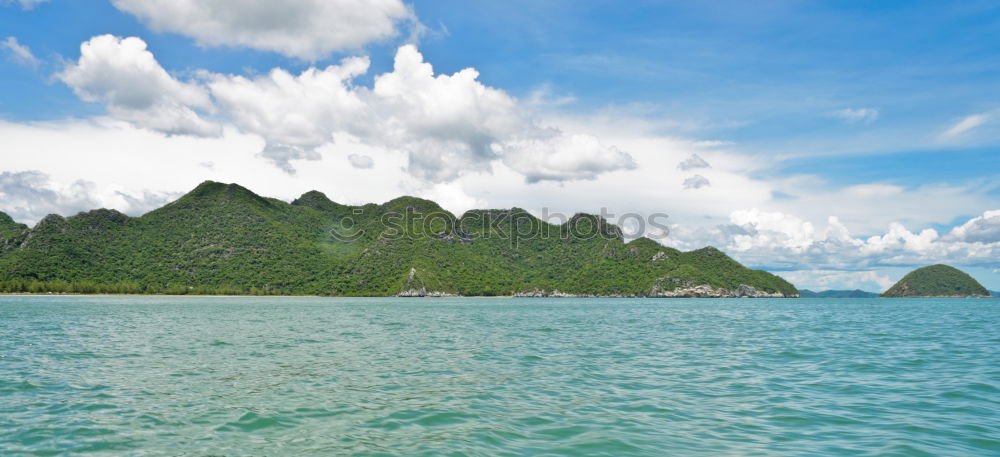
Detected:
[{"left": 665, "top": 208, "right": 1000, "bottom": 272}]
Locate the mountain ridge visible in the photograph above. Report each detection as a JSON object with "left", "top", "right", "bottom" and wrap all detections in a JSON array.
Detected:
[{"left": 0, "top": 180, "right": 798, "bottom": 297}]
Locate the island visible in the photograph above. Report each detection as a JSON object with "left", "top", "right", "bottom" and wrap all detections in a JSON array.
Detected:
[
  {"left": 880, "top": 264, "right": 992, "bottom": 298},
  {"left": 0, "top": 181, "right": 798, "bottom": 298}
]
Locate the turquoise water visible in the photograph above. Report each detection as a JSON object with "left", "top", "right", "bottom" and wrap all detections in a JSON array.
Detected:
[{"left": 1, "top": 297, "right": 998, "bottom": 456}]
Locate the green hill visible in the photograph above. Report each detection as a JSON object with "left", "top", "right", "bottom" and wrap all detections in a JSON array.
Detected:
[
  {"left": 881, "top": 264, "right": 991, "bottom": 298},
  {"left": 799, "top": 289, "right": 879, "bottom": 298},
  {"left": 0, "top": 181, "right": 798, "bottom": 297}
]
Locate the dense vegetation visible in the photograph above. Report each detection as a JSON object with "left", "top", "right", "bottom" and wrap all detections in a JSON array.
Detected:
[
  {"left": 0, "top": 181, "right": 798, "bottom": 297},
  {"left": 799, "top": 289, "right": 879, "bottom": 298},
  {"left": 881, "top": 264, "right": 991, "bottom": 298}
]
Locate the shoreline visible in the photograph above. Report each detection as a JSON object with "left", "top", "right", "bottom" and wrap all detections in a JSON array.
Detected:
[
  {"left": 0, "top": 292, "right": 797, "bottom": 299},
  {"left": 1, "top": 293, "right": 993, "bottom": 299}
]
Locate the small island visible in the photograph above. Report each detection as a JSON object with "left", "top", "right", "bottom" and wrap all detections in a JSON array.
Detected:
[{"left": 881, "top": 264, "right": 992, "bottom": 298}]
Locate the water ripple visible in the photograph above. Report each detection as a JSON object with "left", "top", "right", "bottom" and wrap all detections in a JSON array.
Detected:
[{"left": 0, "top": 296, "right": 998, "bottom": 456}]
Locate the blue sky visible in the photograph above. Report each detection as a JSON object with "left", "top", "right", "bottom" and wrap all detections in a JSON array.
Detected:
[{"left": 1, "top": 0, "right": 998, "bottom": 291}]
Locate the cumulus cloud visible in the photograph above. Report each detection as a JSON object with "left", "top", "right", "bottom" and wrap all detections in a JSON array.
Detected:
[
  {"left": 58, "top": 35, "right": 220, "bottom": 137},
  {"left": 942, "top": 113, "right": 989, "bottom": 138},
  {"left": 683, "top": 174, "right": 710, "bottom": 189},
  {"left": 779, "top": 270, "right": 894, "bottom": 292},
  {"left": 664, "top": 209, "right": 1000, "bottom": 272},
  {"left": 943, "top": 210, "right": 1000, "bottom": 243},
  {"left": 677, "top": 153, "right": 710, "bottom": 170},
  {"left": 498, "top": 134, "right": 635, "bottom": 183},
  {"left": 57, "top": 38, "right": 633, "bottom": 181},
  {"left": 1, "top": 36, "right": 39, "bottom": 67},
  {"left": 728, "top": 208, "right": 815, "bottom": 251},
  {"left": 111, "top": 0, "right": 414, "bottom": 60},
  {"left": 348, "top": 154, "right": 374, "bottom": 169},
  {"left": 207, "top": 56, "right": 373, "bottom": 170},
  {"left": 0, "top": 170, "right": 183, "bottom": 225},
  {"left": 114, "top": 190, "right": 181, "bottom": 215},
  {"left": 0, "top": 171, "right": 101, "bottom": 225},
  {"left": 368, "top": 45, "right": 522, "bottom": 181},
  {"left": 833, "top": 107, "right": 879, "bottom": 124},
  {"left": 204, "top": 44, "right": 634, "bottom": 181}
]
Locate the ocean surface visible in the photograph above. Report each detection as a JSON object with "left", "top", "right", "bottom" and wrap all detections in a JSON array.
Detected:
[{"left": 1, "top": 296, "right": 998, "bottom": 456}]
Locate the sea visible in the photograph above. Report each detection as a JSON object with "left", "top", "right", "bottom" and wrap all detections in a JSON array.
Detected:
[{"left": 1, "top": 296, "right": 997, "bottom": 456}]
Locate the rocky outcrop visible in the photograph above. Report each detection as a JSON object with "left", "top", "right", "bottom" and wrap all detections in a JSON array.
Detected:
[
  {"left": 649, "top": 277, "right": 794, "bottom": 298},
  {"left": 0, "top": 232, "right": 27, "bottom": 253},
  {"left": 512, "top": 289, "right": 619, "bottom": 298},
  {"left": 396, "top": 267, "right": 459, "bottom": 297},
  {"left": 650, "top": 284, "right": 789, "bottom": 298},
  {"left": 396, "top": 288, "right": 459, "bottom": 297},
  {"left": 511, "top": 283, "right": 793, "bottom": 298}
]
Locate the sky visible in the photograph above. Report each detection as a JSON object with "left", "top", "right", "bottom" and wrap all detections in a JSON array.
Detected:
[{"left": 0, "top": 0, "right": 998, "bottom": 291}]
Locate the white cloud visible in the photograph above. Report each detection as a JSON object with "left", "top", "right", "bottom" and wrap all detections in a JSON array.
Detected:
[
  {"left": 204, "top": 44, "right": 634, "bottom": 181},
  {"left": 728, "top": 209, "right": 815, "bottom": 252},
  {"left": 833, "top": 107, "right": 879, "bottom": 124},
  {"left": 944, "top": 209, "right": 1000, "bottom": 243},
  {"left": 348, "top": 154, "right": 374, "bottom": 169},
  {"left": 778, "top": 270, "right": 894, "bottom": 292},
  {"left": 1, "top": 36, "right": 39, "bottom": 67},
  {"left": 677, "top": 153, "right": 710, "bottom": 170},
  {"left": 114, "top": 189, "right": 181, "bottom": 215},
  {"left": 207, "top": 56, "right": 373, "bottom": 171},
  {"left": 500, "top": 134, "right": 635, "bottom": 183},
  {"left": 942, "top": 113, "right": 989, "bottom": 138},
  {"left": 691, "top": 140, "right": 732, "bottom": 147},
  {"left": 0, "top": 119, "right": 413, "bottom": 222},
  {"left": 367, "top": 45, "right": 521, "bottom": 181},
  {"left": 683, "top": 174, "right": 710, "bottom": 189},
  {"left": 0, "top": 171, "right": 101, "bottom": 225},
  {"left": 110, "top": 0, "right": 414, "bottom": 60},
  {"left": 58, "top": 35, "right": 219, "bottom": 137},
  {"left": 4, "top": 0, "right": 48, "bottom": 10},
  {"left": 524, "top": 84, "right": 577, "bottom": 108},
  {"left": 843, "top": 183, "right": 903, "bottom": 198},
  {"left": 663, "top": 208, "right": 1000, "bottom": 273},
  {"left": 54, "top": 39, "right": 631, "bottom": 181},
  {"left": 0, "top": 169, "right": 186, "bottom": 226}
]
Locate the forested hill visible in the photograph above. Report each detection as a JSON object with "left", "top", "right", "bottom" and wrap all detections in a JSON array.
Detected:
[
  {"left": 0, "top": 181, "right": 798, "bottom": 297},
  {"left": 881, "top": 264, "right": 991, "bottom": 298}
]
